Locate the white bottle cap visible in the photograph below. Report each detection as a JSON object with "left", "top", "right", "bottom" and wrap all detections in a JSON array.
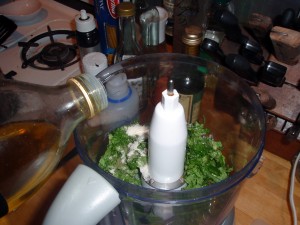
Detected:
[
  {"left": 75, "top": 9, "right": 96, "bottom": 33},
  {"left": 83, "top": 52, "right": 108, "bottom": 76}
]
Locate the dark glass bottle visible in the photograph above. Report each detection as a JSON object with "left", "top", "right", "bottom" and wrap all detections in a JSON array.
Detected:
[
  {"left": 172, "top": 69, "right": 205, "bottom": 124},
  {"left": 205, "top": 0, "right": 235, "bottom": 44}
]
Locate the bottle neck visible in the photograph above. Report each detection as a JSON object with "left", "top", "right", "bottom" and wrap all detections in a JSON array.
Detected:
[
  {"left": 67, "top": 74, "right": 107, "bottom": 119},
  {"left": 116, "top": 15, "right": 141, "bottom": 60}
]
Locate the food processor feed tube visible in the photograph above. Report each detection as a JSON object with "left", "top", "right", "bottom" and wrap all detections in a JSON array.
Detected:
[
  {"left": 88, "top": 73, "right": 139, "bottom": 130},
  {"left": 147, "top": 79, "right": 187, "bottom": 190}
]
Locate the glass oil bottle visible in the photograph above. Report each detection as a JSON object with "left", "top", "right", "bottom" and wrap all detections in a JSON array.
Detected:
[{"left": 0, "top": 74, "right": 107, "bottom": 217}]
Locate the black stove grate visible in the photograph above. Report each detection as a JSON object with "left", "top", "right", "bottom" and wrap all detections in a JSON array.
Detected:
[{"left": 19, "top": 26, "right": 79, "bottom": 71}]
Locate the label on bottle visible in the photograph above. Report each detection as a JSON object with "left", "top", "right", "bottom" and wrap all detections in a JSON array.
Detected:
[
  {"left": 94, "top": 0, "right": 122, "bottom": 65},
  {"left": 179, "top": 91, "right": 202, "bottom": 123}
]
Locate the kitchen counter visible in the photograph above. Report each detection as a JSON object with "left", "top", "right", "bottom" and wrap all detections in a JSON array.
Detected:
[{"left": 0, "top": 149, "right": 299, "bottom": 225}]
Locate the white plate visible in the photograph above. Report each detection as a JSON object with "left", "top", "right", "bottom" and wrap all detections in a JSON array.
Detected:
[{"left": 0, "top": 0, "right": 42, "bottom": 22}]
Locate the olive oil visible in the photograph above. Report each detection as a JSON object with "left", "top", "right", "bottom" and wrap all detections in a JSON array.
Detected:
[
  {"left": 173, "top": 74, "right": 204, "bottom": 123},
  {"left": 0, "top": 121, "right": 62, "bottom": 213}
]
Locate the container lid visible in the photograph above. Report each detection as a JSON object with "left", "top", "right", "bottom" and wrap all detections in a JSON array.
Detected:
[
  {"left": 182, "top": 25, "right": 202, "bottom": 46},
  {"left": 75, "top": 9, "right": 96, "bottom": 33},
  {"left": 116, "top": 2, "right": 135, "bottom": 17},
  {"left": 106, "top": 73, "right": 129, "bottom": 100},
  {"left": 82, "top": 52, "right": 108, "bottom": 77}
]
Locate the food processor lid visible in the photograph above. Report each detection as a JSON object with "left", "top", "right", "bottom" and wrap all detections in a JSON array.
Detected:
[{"left": 43, "top": 164, "right": 120, "bottom": 225}]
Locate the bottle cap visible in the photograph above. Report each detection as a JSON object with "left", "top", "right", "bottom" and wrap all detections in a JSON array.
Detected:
[
  {"left": 82, "top": 52, "right": 108, "bottom": 77},
  {"left": 75, "top": 9, "right": 96, "bottom": 33},
  {"left": 116, "top": 2, "right": 135, "bottom": 17},
  {"left": 182, "top": 25, "right": 202, "bottom": 46},
  {"left": 106, "top": 73, "right": 129, "bottom": 100}
]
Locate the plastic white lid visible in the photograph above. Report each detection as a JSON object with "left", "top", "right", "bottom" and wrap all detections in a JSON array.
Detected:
[
  {"left": 83, "top": 52, "right": 108, "bottom": 76},
  {"left": 75, "top": 9, "right": 96, "bottom": 33},
  {"left": 43, "top": 164, "right": 120, "bottom": 225}
]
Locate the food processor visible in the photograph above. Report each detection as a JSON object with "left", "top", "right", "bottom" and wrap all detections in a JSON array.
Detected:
[{"left": 44, "top": 53, "right": 265, "bottom": 225}]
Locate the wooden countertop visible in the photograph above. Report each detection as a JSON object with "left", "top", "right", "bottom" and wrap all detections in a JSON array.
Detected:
[{"left": 0, "top": 150, "right": 299, "bottom": 225}]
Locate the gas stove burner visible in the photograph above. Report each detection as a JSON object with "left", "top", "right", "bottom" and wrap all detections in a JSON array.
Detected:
[
  {"left": 38, "top": 42, "right": 77, "bottom": 68},
  {"left": 19, "top": 26, "right": 79, "bottom": 71}
]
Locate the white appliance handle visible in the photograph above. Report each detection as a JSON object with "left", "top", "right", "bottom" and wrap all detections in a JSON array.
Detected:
[{"left": 43, "top": 164, "right": 120, "bottom": 225}]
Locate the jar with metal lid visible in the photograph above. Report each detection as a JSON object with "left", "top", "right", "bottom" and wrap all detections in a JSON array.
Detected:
[{"left": 182, "top": 25, "right": 202, "bottom": 56}]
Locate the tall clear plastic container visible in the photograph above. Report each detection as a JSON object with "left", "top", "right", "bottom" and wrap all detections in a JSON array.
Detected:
[{"left": 74, "top": 53, "right": 265, "bottom": 225}]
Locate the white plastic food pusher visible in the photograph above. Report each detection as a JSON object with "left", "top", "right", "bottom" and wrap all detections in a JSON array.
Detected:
[
  {"left": 43, "top": 164, "right": 120, "bottom": 225},
  {"left": 148, "top": 79, "right": 187, "bottom": 190}
]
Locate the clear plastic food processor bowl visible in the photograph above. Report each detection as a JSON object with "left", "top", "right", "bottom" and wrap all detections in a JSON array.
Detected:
[{"left": 74, "top": 53, "right": 265, "bottom": 225}]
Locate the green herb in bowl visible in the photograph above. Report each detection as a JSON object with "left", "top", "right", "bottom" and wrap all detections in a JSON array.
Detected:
[{"left": 98, "top": 122, "right": 232, "bottom": 189}]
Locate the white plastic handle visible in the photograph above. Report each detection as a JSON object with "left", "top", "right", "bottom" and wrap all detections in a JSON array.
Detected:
[{"left": 43, "top": 164, "right": 120, "bottom": 225}]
